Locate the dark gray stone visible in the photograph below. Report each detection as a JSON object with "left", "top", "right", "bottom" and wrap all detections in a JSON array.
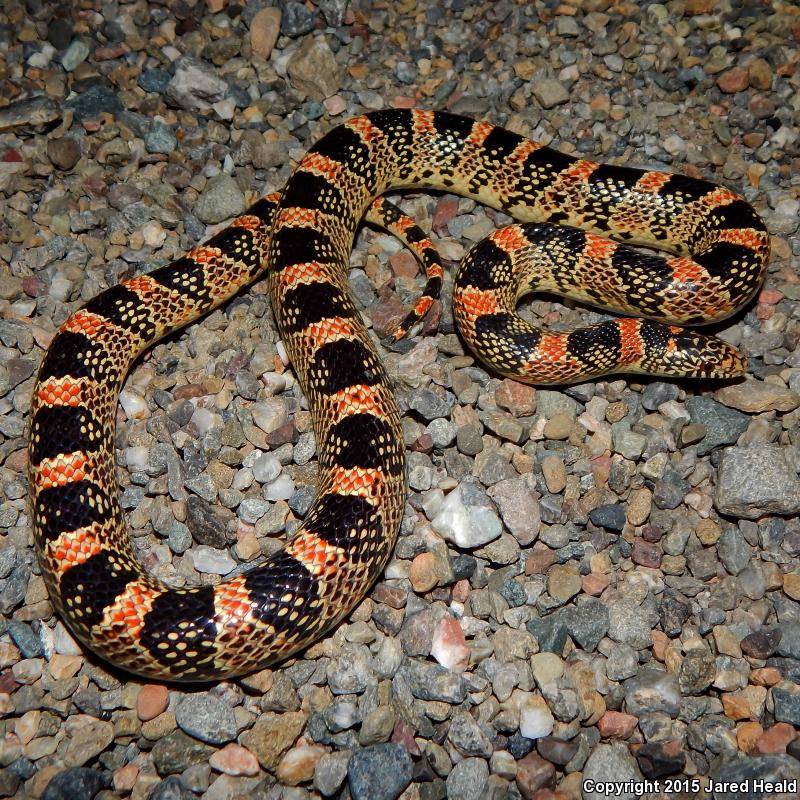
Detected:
[
  {"left": 347, "top": 743, "right": 412, "bottom": 800},
  {"left": 42, "top": 768, "right": 109, "bottom": 800},
  {"left": 686, "top": 396, "right": 749, "bottom": 456}
]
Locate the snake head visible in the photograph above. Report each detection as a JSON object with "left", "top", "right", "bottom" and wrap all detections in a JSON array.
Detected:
[{"left": 640, "top": 323, "right": 747, "bottom": 379}]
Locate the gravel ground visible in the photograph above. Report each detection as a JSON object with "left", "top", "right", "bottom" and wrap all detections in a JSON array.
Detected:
[{"left": 1, "top": 1, "right": 800, "bottom": 799}]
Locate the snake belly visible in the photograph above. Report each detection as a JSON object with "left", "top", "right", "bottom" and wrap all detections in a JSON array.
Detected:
[{"left": 28, "top": 109, "right": 769, "bottom": 680}]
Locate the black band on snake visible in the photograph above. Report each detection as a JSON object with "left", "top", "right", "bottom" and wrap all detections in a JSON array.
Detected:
[{"left": 28, "top": 109, "right": 769, "bottom": 680}]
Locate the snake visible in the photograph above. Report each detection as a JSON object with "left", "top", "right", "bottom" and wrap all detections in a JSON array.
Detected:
[{"left": 28, "top": 109, "right": 769, "bottom": 681}]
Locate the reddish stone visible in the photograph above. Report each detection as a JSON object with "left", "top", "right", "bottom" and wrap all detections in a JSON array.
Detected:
[
  {"left": 431, "top": 615, "right": 470, "bottom": 673},
  {"left": 581, "top": 572, "right": 609, "bottom": 596},
  {"left": 750, "top": 667, "right": 782, "bottom": 686},
  {"left": 717, "top": 67, "right": 749, "bottom": 93},
  {"left": 597, "top": 711, "right": 638, "bottom": 739},
  {"left": 759, "top": 288, "right": 783, "bottom": 305},
  {"left": 496, "top": 379, "right": 537, "bottom": 416},
  {"left": 515, "top": 751, "right": 556, "bottom": 799},
  {"left": 391, "top": 719, "right": 421, "bottom": 756},
  {"left": 526, "top": 548, "right": 555, "bottom": 576},
  {"left": 432, "top": 196, "right": 459, "bottom": 234},
  {"left": 389, "top": 250, "right": 419, "bottom": 279},
  {"left": 372, "top": 583, "right": 407, "bottom": 608},
  {"left": 136, "top": 684, "right": 169, "bottom": 722},
  {"left": 754, "top": 723, "right": 797, "bottom": 755},
  {"left": 641, "top": 525, "right": 664, "bottom": 543},
  {"left": 411, "top": 433, "right": 434, "bottom": 454},
  {"left": 631, "top": 539, "right": 662, "bottom": 568},
  {"left": 736, "top": 721, "right": 763, "bottom": 754}
]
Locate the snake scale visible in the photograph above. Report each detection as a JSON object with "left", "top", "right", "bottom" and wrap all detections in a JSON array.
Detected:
[{"left": 29, "top": 109, "right": 769, "bottom": 680}]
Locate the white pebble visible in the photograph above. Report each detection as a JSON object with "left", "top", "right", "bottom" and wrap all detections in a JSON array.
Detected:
[
  {"left": 432, "top": 485, "right": 502, "bottom": 548},
  {"left": 252, "top": 453, "right": 281, "bottom": 484},
  {"left": 142, "top": 221, "right": 167, "bottom": 248},
  {"left": 264, "top": 474, "right": 294, "bottom": 502},
  {"left": 519, "top": 697, "right": 555, "bottom": 740},
  {"left": 119, "top": 389, "right": 148, "bottom": 420},
  {"left": 191, "top": 406, "right": 222, "bottom": 435},
  {"left": 124, "top": 446, "right": 150, "bottom": 473},
  {"left": 192, "top": 546, "right": 236, "bottom": 575}
]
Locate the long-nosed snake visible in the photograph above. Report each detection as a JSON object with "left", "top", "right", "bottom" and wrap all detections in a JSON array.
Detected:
[{"left": 29, "top": 109, "right": 769, "bottom": 680}]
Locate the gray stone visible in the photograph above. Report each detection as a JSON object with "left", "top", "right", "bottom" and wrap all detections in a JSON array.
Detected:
[
  {"left": 166, "top": 56, "right": 228, "bottom": 110},
  {"left": 314, "top": 750, "right": 350, "bottom": 796},
  {"left": 608, "top": 598, "right": 657, "bottom": 649},
  {"left": 447, "top": 711, "right": 493, "bottom": 758},
  {"left": 42, "top": 768, "right": 109, "bottom": 800},
  {"left": 145, "top": 123, "right": 177, "bottom": 154},
  {"left": 532, "top": 78, "right": 570, "bottom": 108},
  {"left": 398, "top": 661, "right": 468, "bottom": 704},
  {"left": 557, "top": 598, "right": 609, "bottom": 652},
  {"left": 715, "top": 443, "right": 800, "bottom": 518},
  {"left": 347, "top": 743, "right": 412, "bottom": 800},
  {"left": 708, "top": 755, "right": 800, "bottom": 800},
  {"left": 193, "top": 174, "right": 245, "bottom": 224},
  {"left": 773, "top": 683, "right": 800, "bottom": 726},
  {"left": 624, "top": 670, "right": 681, "bottom": 718},
  {"left": 175, "top": 694, "right": 236, "bottom": 744},
  {"left": 717, "top": 526, "right": 751, "bottom": 575},
  {"left": 582, "top": 743, "right": 643, "bottom": 800},
  {"left": 445, "top": 757, "right": 490, "bottom": 800},
  {"left": 686, "top": 396, "right": 749, "bottom": 455}
]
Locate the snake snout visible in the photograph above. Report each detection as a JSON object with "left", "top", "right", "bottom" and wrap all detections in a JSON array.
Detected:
[{"left": 669, "top": 330, "right": 747, "bottom": 379}]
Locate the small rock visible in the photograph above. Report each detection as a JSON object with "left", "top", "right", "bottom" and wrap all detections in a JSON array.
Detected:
[
  {"left": 347, "top": 743, "right": 412, "bottom": 800},
  {"left": 715, "top": 443, "right": 800, "bottom": 518},
  {"left": 715, "top": 380, "right": 800, "bottom": 413},
  {"left": 175, "top": 694, "right": 236, "bottom": 745},
  {"left": 287, "top": 37, "right": 342, "bottom": 100},
  {"left": 137, "top": 685, "right": 169, "bottom": 721},
  {"left": 519, "top": 696, "right": 555, "bottom": 740},
  {"left": 250, "top": 7, "right": 282, "bottom": 60},
  {"left": 635, "top": 739, "right": 686, "bottom": 778},
  {"left": 515, "top": 750, "right": 555, "bottom": 798},
  {"left": 430, "top": 615, "right": 469, "bottom": 672},
  {"left": 209, "top": 743, "right": 260, "bottom": 776},
  {"left": 582, "top": 742, "right": 643, "bottom": 800},
  {"left": 47, "top": 137, "right": 81, "bottom": 170},
  {"left": 41, "top": 768, "right": 109, "bottom": 800},
  {"left": 532, "top": 78, "right": 570, "bottom": 108},
  {"left": 194, "top": 174, "right": 246, "bottom": 224},
  {"left": 445, "top": 757, "right": 489, "bottom": 800},
  {"left": 597, "top": 710, "right": 638, "bottom": 739},
  {"left": 277, "top": 744, "right": 326, "bottom": 786}
]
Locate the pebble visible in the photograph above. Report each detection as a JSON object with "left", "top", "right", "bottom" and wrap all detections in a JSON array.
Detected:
[
  {"left": 445, "top": 757, "right": 489, "bottom": 800},
  {"left": 137, "top": 685, "right": 169, "bottom": 721},
  {"left": 250, "top": 7, "right": 282, "bottom": 60},
  {"left": 193, "top": 174, "right": 246, "bottom": 224},
  {"left": 515, "top": 750, "right": 556, "bottom": 797},
  {"left": 41, "top": 768, "right": 109, "bottom": 800},
  {"left": 192, "top": 546, "right": 236, "bottom": 575},
  {"left": 239, "top": 712, "right": 305, "bottom": 771},
  {"left": 519, "top": 696, "right": 555, "bottom": 740},
  {"left": 208, "top": 742, "right": 259, "bottom": 776},
  {"left": 347, "top": 743, "right": 412, "bottom": 800},
  {"left": 431, "top": 482, "right": 502, "bottom": 548},
  {"left": 175, "top": 694, "right": 237, "bottom": 744},
  {"left": 46, "top": 137, "right": 81, "bottom": 170},
  {"left": 430, "top": 615, "right": 469, "bottom": 672},
  {"left": 277, "top": 744, "right": 326, "bottom": 786},
  {"left": 582, "top": 743, "right": 642, "bottom": 800},
  {"left": 715, "top": 443, "right": 800, "bottom": 518}
]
